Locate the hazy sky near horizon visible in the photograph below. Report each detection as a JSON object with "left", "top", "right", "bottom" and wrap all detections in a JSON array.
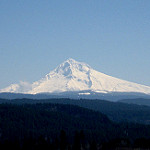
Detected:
[{"left": 0, "top": 0, "right": 150, "bottom": 89}]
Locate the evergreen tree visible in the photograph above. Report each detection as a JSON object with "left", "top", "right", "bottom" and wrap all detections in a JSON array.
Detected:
[
  {"left": 89, "top": 140, "right": 97, "bottom": 150},
  {"left": 73, "top": 131, "right": 81, "bottom": 150},
  {"left": 60, "top": 130, "right": 67, "bottom": 150},
  {"left": 80, "top": 130, "right": 86, "bottom": 150}
]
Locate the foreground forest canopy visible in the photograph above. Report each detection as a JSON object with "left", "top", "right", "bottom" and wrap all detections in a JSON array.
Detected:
[{"left": 0, "top": 101, "right": 150, "bottom": 149}]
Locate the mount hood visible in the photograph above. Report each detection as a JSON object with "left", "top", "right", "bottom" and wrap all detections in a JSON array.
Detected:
[{"left": 1, "top": 58, "right": 150, "bottom": 95}]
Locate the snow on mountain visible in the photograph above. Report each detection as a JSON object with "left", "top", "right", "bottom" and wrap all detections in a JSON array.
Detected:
[
  {"left": 1, "top": 58, "right": 150, "bottom": 95},
  {"left": 0, "top": 81, "right": 32, "bottom": 93}
]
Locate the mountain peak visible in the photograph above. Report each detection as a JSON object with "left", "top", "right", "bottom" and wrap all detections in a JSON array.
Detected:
[
  {"left": 53, "top": 58, "right": 91, "bottom": 76},
  {"left": 63, "top": 58, "right": 90, "bottom": 67},
  {"left": 65, "top": 58, "right": 77, "bottom": 64},
  {"left": 1, "top": 58, "right": 150, "bottom": 95}
]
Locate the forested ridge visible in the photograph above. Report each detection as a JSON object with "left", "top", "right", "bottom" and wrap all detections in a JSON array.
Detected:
[
  {"left": 0, "top": 102, "right": 150, "bottom": 149},
  {"left": 1, "top": 98, "right": 150, "bottom": 124}
]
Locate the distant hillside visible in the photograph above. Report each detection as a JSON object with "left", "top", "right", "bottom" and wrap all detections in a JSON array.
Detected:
[
  {"left": 1, "top": 98, "right": 150, "bottom": 124},
  {"left": 119, "top": 98, "right": 150, "bottom": 106},
  {"left": 1, "top": 91, "right": 150, "bottom": 101}
]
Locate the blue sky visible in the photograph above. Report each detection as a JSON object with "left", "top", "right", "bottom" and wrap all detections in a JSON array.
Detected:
[{"left": 0, "top": 0, "right": 150, "bottom": 89}]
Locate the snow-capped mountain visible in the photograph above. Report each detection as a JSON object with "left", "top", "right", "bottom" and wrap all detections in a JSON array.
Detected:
[{"left": 1, "top": 58, "right": 150, "bottom": 95}]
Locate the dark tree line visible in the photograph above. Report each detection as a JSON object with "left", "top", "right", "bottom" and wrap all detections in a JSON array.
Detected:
[
  {"left": 0, "top": 103, "right": 150, "bottom": 149},
  {"left": 1, "top": 130, "right": 150, "bottom": 150}
]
